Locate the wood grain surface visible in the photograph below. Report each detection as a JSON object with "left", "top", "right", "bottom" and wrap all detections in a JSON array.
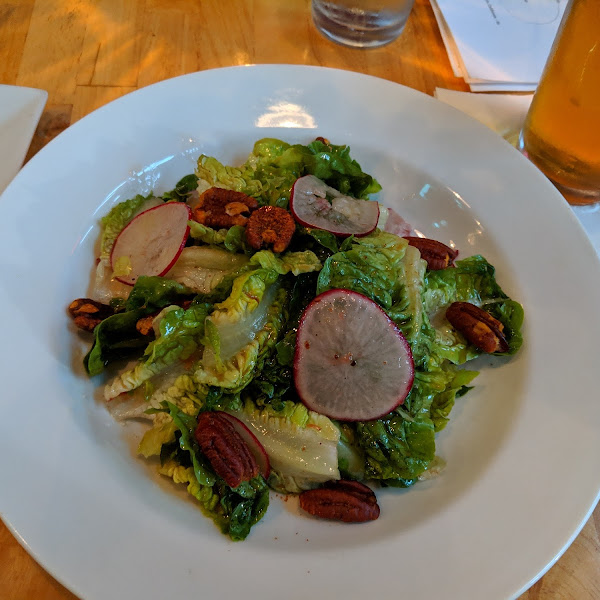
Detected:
[{"left": 0, "top": 1, "right": 599, "bottom": 599}]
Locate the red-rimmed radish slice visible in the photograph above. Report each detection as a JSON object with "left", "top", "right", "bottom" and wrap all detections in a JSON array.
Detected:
[
  {"left": 294, "top": 289, "right": 414, "bottom": 422},
  {"left": 290, "top": 175, "right": 379, "bottom": 237},
  {"left": 377, "top": 205, "right": 414, "bottom": 237},
  {"left": 110, "top": 202, "right": 191, "bottom": 285},
  {"left": 220, "top": 412, "right": 271, "bottom": 479}
]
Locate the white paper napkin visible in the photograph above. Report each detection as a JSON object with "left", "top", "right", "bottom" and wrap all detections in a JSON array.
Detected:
[
  {"left": 434, "top": 88, "right": 600, "bottom": 256},
  {"left": 0, "top": 85, "right": 47, "bottom": 195},
  {"left": 431, "top": 0, "right": 567, "bottom": 92}
]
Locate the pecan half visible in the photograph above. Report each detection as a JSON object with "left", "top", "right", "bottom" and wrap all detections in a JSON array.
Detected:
[
  {"left": 68, "top": 298, "right": 114, "bottom": 332},
  {"left": 404, "top": 236, "right": 458, "bottom": 270},
  {"left": 193, "top": 187, "right": 258, "bottom": 228},
  {"left": 446, "top": 301, "right": 509, "bottom": 353},
  {"left": 299, "top": 480, "right": 380, "bottom": 523},
  {"left": 195, "top": 411, "right": 259, "bottom": 488},
  {"left": 245, "top": 206, "right": 296, "bottom": 253}
]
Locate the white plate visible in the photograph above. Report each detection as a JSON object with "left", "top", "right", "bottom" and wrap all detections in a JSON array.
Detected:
[
  {"left": 1, "top": 65, "right": 599, "bottom": 600},
  {"left": 0, "top": 84, "right": 47, "bottom": 194}
]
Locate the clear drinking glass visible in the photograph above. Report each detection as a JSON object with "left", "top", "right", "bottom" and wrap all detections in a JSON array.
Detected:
[
  {"left": 311, "top": 0, "right": 416, "bottom": 48},
  {"left": 518, "top": 0, "right": 600, "bottom": 205}
]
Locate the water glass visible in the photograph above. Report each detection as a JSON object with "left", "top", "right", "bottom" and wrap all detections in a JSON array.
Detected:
[
  {"left": 518, "top": 0, "right": 600, "bottom": 205},
  {"left": 311, "top": 0, "right": 416, "bottom": 48}
]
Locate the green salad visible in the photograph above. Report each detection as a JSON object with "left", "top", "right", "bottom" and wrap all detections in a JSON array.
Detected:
[{"left": 70, "top": 137, "right": 524, "bottom": 540}]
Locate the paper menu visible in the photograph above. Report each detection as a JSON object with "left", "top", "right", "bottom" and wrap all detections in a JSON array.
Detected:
[{"left": 431, "top": 0, "right": 568, "bottom": 92}]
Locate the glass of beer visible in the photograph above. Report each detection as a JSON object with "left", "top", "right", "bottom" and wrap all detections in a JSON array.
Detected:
[{"left": 518, "top": 0, "right": 600, "bottom": 205}]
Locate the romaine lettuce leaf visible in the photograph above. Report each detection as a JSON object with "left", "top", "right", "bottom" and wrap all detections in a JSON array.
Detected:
[
  {"left": 195, "top": 137, "right": 381, "bottom": 209},
  {"left": 195, "top": 155, "right": 263, "bottom": 197},
  {"left": 104, "top": 302, "right": 211, "bottom": 400},
  {"left": 424, "top": 255, "right": 524, "bottom": 358},
  {"left": 228, "top": 399, "right": 341, "bottom": 493},
  {"left": 249, "top": 249, "right": 322, "bottom": 275},
  {"left": 316, "top": 230, "right": 408, "bottom": 309},
  {"left": 195, "top": 286, "right": 287, "bottom": 391},
  {"left": 165, "top": 246, "right": 249, "bottom": 294},
  {"left": 188, "top": 221, "right": 231, "bottom": 245},
  {"left": 137, "top": 412, "right": 178, "bottom": 458}
]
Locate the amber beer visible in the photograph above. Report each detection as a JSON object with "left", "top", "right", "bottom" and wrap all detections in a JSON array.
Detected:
[{"left": 519, "top": 0, "right": 600, "bottom": 205}]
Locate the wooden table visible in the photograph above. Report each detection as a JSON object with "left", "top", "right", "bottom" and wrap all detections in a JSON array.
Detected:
[{"left": 1, "top": 1, "right": 599, "bottom": 598}]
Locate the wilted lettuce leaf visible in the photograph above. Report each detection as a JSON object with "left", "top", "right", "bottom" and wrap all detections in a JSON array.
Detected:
[
  {"left": 125, "top": 276, "right": 195, "bottom": 311},
  {"left": 104, "top": 302, "right": 212, "bottom": 400},
  {"left": 84, "top": 309, "right": 148, "bottom": 376},
  {"left": 85, "top": 277, "right": 195, "bottom": 376},
  {"left": 300, "top": 227, "right": 340, "bottom": 254},
  {"left": 165, "top": 246, "right": 250, "bottom": 294},
  {"left": 188, "top": 221, "right": 231, "bottom": 246},
  {"left": 428, "top": 367, "right": 478, "bottom": 432},
  {"left": 249, "top": 249, "right": 322, "bottom": 275},
  {"left": 162, "top": 174, "right": 198, "bottom": 202},
  {"left": 195, "top": 282, "right": 287, "bottom": 391}
]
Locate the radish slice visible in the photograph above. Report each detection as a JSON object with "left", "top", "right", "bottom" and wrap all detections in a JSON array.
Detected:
[
  {"left": 220, "top": 412, "right": 271, "bottom": 479},
  {"left": 110, "top": 202, "right": 191, "bottom": 285},
  {"left": 377, "top": 205, "right": 414, "bottom": 237},
  {"left": 294, "top": 289, "right": 414, "bottom": 421},
  {"left": 290, "top": 175, "right": 379, "bottom": 237}
]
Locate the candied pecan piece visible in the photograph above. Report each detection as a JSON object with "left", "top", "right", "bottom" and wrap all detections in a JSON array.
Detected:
[
  {"left": 299, "top": 479, "right": 380, "bottom": 523},
  {"left": 245, "top": 206, "right": 295, "bottom": 253},
  {"left": 403, "top": 236, "right": 458, "bottom": 270},
  {"left": 135, "top": 315, "right": 156, "bottom": 336},
  {"left": 192, "top": 187, "right": 258, "bottom": 228},
  {"left": 446, "top": 301, "right": 509, "bottom": 353},
  {"left": 68, "top": 298, "right": 114, "bottom": 332},
  {"left": 195, "top": 411, "right": 259, "bottom": 488}
]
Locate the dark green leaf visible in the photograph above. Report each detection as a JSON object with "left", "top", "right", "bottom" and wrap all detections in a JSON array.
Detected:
[{"left": 162, "top": 174, "right": 198, "bottom": 202}]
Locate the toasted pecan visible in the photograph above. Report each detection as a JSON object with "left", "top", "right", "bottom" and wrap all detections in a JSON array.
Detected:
[
  {"left": 404, "top": 237, "right": 458, "bottom": 270},
  {"left": 68, "top": 298, "right": 114, "bottom": 332},
  {"left": 192, "top": 187, "right": 258, "bottom": 228},
  {"left": 195, "top": 411, "right": 259, "bottom": 488},
  {"left": 315, "top": 136, "right": 331, "bottom": 146},
  {"left": 299, "top": 480, "right": 380, "bottom": 523},
  {"left": 446, "top": 301, "right": 509, "bottom": 353},
  {"left": 245, "top": 206, "right": 295, "bottom": 253}
]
